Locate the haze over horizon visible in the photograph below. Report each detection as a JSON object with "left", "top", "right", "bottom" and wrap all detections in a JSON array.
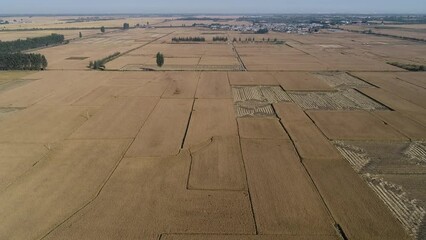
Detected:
[{"left": 1, "top": 0, "right": 425, "bottom": 15}]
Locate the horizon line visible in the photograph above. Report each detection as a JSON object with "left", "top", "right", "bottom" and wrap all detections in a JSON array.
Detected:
[{"left": 1, "top": 12, "right": 426, "bottom": 17}]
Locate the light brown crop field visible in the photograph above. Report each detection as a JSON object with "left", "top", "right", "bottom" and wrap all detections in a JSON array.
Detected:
[
  {"left": 0, "top": 16, "right": 167, "bottom": 30},
  {"left": 0, "top": 16, "right": 425, "bottom": 240},
  {"left": 342, "top": 24, "right": 426, "bottom": 41}
]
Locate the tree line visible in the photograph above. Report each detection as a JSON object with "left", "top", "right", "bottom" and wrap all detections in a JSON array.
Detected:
[
  {"left": 388, "top": 62, "right": 425, "bottom": 72},
  {"left": 89, "top": 52, "right": 120, "bottom": 70},
  {"left": 0, "top": 34, "right": 64, "bottom": 70},
  {"left": 213, "top": 36, "right": 228, "bottom": 42},
  {"left": 172, "top": 37, "right": 205, "bottom": 42},
  {"left": 0, "top": 34, "right": 65, "bottom": 52},
  {"left": 0, "top": 53, "right": 47, "bottom": 70}
]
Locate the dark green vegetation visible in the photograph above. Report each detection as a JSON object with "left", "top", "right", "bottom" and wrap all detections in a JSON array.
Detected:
[
  {"left": 213, "top": 36, "right": 228, "bottom": 42},
  {"left": 388, "top": 62, "right": 426, "bottom": 71},
  {"left": 256, "top": 28, "right": 269, "bottom": 34},
  {"left": 0, "top": 34, "right": 64, "bottom": 70},
  {"left": 101, "top": 26, "right": 105, "bottom": 33},
  {"left": 0, "top": 34, "right": 65, "bottom": 53},
  {"left": 0, "top": 53, "right": 47, "bottom": 70},
  {"left": 89, "top": 52, "right": 120, "bottom": 70},
  {"left": 172, "top": 37, "right": 205, "bottom": 42},
  {"left": 156, "top": 52, "right": 164, "bottom": 67},
  {"left": 123, "top": 23, "right": 130, "bottom": 30}
]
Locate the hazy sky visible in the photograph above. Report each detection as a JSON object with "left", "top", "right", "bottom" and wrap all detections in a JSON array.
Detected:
[{"left": 1, "top": 0, "right": 425, "bottom": 14}]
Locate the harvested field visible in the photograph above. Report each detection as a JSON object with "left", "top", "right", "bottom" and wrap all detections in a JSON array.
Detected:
[
  {"left": 334, "top": 141, "right": 371, "bottom": 172},
  {"left": 335, "top": 141, "right": 426, "bottom": 175},
  {"left": 304, "top": 157, "right": 411, "bottom": 240},
  {"left": 314, "top": 72, "right": 373, "bottom": 89},
  {"left": 288, "top": 89, "right": 388, "bottom": 111},
  {"left": 366, "top": 176, "right": 426, "bottom": 240},
  {"left": 232, "top": 85, "right": 291, "bottom": 117},
  {"left": 335, "top": 140, "right": 426, "bottom": 239}
]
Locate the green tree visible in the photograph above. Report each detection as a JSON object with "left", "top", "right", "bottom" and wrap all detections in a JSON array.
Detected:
[
  {"left": 100, "top": 26, "right": 105, "bottom": 33},
  {"left": 41, "top": 55, "right": 48, "bottom": 69},
  {"left": 123, "top": 23, "right": 130, "bottom": 30},
  {"left": 156, "top": 52, "right": 164, "bottom": 67},
  {"left": 79, "top": 32, "right": 82, "bottom": 38}
]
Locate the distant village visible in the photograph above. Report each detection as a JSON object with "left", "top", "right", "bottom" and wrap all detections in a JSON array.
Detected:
[{"left": 193, "top": 22, "right": 327, "bottom": 34}]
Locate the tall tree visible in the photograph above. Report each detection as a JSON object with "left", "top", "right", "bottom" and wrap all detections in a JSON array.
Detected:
[
  {"left": 100, "top": 26, "right": 105, "bottom": 33},
  {"left": 156, "top": 52, "right": 164, "bottom": 67}
]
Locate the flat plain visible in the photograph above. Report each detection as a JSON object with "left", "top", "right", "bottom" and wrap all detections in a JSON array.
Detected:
[{"left": 0, "top": 16, "right": 425, "bottom": 240}]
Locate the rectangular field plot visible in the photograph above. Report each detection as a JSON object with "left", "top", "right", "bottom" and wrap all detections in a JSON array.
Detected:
[
  {"left": 314, "top": 72, "right": 373, "bottom": 89},
  {"left": 241, "top": 139, "right": 335, "bottom": 235},
  {"left": 119, "top": 42, "right": 241, "bottom": 71},
  {"left": 334, "top": 140, "right": 426, "bottom": 239},
  {"left": 232, "top": 86, "right": 292, "bottom": 117},
  {"left": 188, "top": 136, "right": 246, "bottom": 191},
  {"left": 126, "top": 99, "right": 193, "bottom": 157},
  {"left": 228, "top": 72, "right": 279, "bottom": 86},
  {"left": 122, "top": 63, "right": 242, "bottom": 71},
  {"left": 307, "top": 111, "right": 407, "bottom": 141},
  {"left": 273, "top": 72, "right": 333, "bottom": 91},
  {"left": 288, "top": 89, "right": 388, "bottom": 111},
  {"left": 334, "top": 141, "right": 426, "bottom": 174}
]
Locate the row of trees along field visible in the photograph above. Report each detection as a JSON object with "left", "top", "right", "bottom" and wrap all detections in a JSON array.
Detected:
[
  {"left": 0, "top": 53, "right": 47, "bottom": 70},
  {"left": 89, "top": 52, "right": 120, "bottom": 70},
  {"left": 0, "top": 34, "right": 64, "bottom": 52},
  {"left": 213, "top": 36, "right": 228, "bottom": 42},
  {"left": 0, "top": 34, "right": 65, "bottom": 70},
  {"left": 172, "top": 37, "right": 205, "bottom": 42}
]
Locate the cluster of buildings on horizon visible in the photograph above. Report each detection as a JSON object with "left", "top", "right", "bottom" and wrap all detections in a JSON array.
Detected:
[{"left": 196, "top": 22, "right": 329, "bottom": 34}]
